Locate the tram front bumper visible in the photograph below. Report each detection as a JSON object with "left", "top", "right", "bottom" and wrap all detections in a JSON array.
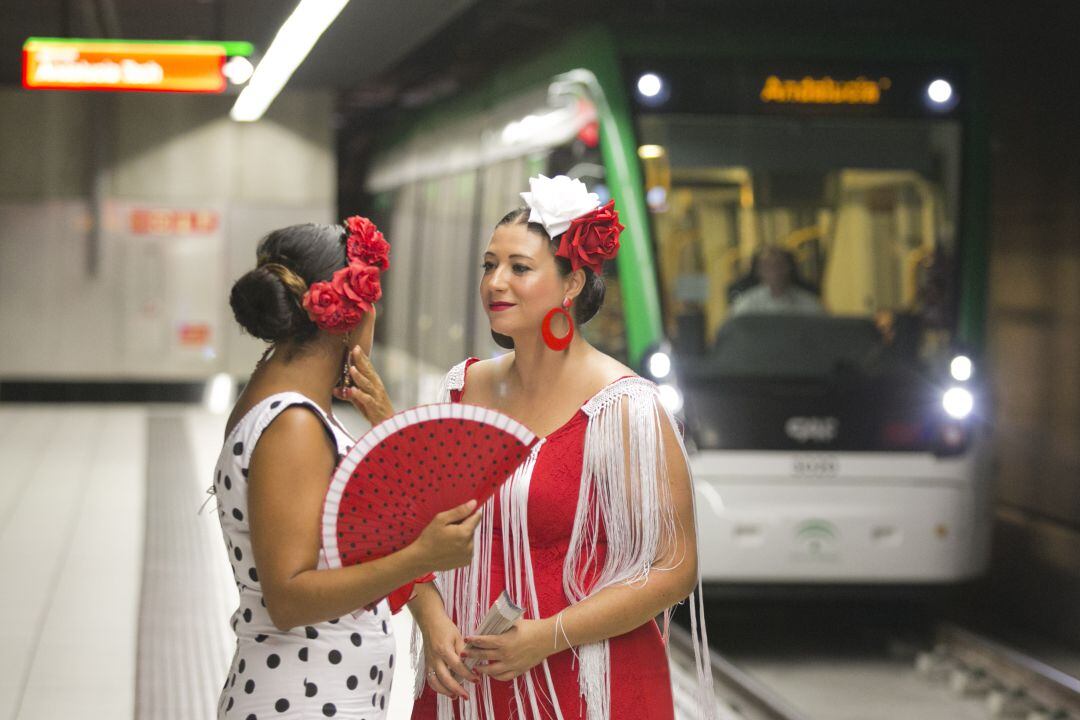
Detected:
[{"left": 689, "top": 450, "right": 992, "bottom": 584}]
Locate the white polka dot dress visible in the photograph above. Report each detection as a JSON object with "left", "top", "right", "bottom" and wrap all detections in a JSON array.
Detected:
[{"left": 214, "top": 392, "right": 395, "bottom": 719}]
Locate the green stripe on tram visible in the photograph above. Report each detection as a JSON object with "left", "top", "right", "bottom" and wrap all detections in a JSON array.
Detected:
[{"left": 564, "top": 30, "right": 664, "bottom": 366}]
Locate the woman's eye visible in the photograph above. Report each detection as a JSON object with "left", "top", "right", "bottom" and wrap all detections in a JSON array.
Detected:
[
  {"left": 513, "top": 264, "right": 530, "bottom": 273},
  {"left": 482, "top": 261, "right": 494, "bottom": 271}
]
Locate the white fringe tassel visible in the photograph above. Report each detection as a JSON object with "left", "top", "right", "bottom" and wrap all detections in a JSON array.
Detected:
[{"left": 413, "top": 366, "right": 719, "bottom": 719}]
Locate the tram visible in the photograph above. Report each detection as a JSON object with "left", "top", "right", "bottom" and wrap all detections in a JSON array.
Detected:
[{"left": 364, "top": 26, "right": 992, "bottom": 586}]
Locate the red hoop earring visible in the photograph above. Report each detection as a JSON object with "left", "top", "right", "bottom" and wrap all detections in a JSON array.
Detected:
[{"left": 541, "top": 298, "right": 574, "bottom": 351}]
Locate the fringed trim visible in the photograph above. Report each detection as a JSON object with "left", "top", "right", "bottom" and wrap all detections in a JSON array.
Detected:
[
  {"left": 416, "top": 366, "right": 719, "bottom": 719},
  {"left": 440, "top": 358, "right": 470, "bottom": 397},
  {"left": 564, "top": 380, "right": 686, "bottom": 720}
]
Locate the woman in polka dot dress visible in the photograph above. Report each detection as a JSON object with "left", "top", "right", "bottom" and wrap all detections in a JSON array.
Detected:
[{"left": 217, "top": 221, "right": 482, "bottom": 719}]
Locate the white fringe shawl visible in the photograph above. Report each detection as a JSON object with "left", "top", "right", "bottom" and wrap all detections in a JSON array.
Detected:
[{"left": 413, "top": 362, "right": 718, "bottom": 720}]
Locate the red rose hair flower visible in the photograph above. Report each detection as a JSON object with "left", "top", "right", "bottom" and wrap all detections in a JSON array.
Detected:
[
  {"left": 555, "top": 199, "right": 624, "bottom": 275},
  {"left": 331, "top": 263, "right": 382, "bottom": 312},
  {"left": 301, "top": 215, "right": 390, "bottom": 333},
  {"left": 302, "top": 281, "right": 362, "bottom": 334},
  {"left": 346, "top": 215, "right": 390, "bottom": 271}
]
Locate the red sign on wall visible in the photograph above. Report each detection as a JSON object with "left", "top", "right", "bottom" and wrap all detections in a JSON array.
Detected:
[
  {"left": 130, "top": 209, "right": 219, "bottom": 235},
  {"left": 178, "top": 323, "right": 212, "bottom": 346}
]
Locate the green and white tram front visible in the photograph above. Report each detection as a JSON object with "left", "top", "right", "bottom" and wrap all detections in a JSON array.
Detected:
[{"left": 626, "top": 60, "right": 992, "bottom": 585}]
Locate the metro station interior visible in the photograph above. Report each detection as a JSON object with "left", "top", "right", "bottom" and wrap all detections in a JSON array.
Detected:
[{"left": 0, "top": 1, "right": 1078, "bottom": 719}]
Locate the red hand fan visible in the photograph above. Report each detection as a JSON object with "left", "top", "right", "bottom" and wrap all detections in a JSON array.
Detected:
[{"left": 322, "top": 402, "right": 537, "bottom": 570}]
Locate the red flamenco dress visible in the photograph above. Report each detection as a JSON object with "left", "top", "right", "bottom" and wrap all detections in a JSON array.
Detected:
[{"left": 412, "top": 358, "right": 695, "bottom": 720}]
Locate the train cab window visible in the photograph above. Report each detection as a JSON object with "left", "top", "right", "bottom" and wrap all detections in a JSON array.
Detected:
[{"left": 638, "top": 114, "right": 961, "bottom": 375}]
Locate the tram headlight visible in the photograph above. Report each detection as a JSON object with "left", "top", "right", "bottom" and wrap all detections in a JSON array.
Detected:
[
  {"left": 925, "top": 78, "right": 958, "bottom": 112},
  {"left": 942, "top": 386, "right": 974, "bottom": 420},
  {"left": 635, "top": 72, "right": 669, "bottom": 106},
  {"left": 950, "top": 355, "right": 973, "bottom": 382},
  {"left": 647, "top": 351, "right": 672, "bottom": 379},
  {"left": 658, "top": 383, "right": 684, "bottom": 414},
  {"left": 927, "top": 79, "right": 953, "bottom": 104},
  {"left": 637, "top": 73, "right": 663, "bottom": 98}
]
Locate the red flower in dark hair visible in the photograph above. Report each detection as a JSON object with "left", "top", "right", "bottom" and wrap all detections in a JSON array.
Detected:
[
  {"left": 331, "top": 263, "right": 382, "bottom": 313},
  {"left": 346, "top": 215, "right": 390, "bottom": 271},
  {"left": 303, "top": 281, "right": 362, "bottom": 334},
  {"left": 556, "top": 200, "right": 623, "bottom": 275},
  {"left": 299, "top": 215, "right": 389, "bottom": 334}
]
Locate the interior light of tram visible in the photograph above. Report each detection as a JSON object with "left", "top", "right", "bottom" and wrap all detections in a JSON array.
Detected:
[
  {"left": 637, "top": 144, "right": 665, "bottom": 159},
  {"left": 231, "top": 0, "right": 349, "bottom": 122},
  {"left": 942, "top": 387, "right": 975, "bottom": 420},
  {"left": 950, "top": 355, "right": 974, "bottom": 382}
]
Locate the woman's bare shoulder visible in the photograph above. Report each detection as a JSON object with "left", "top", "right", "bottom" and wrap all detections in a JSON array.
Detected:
[
  {"left": 460, "top": 353, "right": 511, "bottom": 402},
  {"left": 585, "top": 348, "right": 637, "bottom": 387},
  {"left": 254, "top": 406, "right": 337, "bottom": 469}
]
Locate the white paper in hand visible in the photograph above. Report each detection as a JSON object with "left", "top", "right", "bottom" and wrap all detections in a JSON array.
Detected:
[{"left": 462, "top": 591, "right": 524, "bottom": 672}]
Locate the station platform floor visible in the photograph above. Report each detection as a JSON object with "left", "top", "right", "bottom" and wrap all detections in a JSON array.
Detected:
[{"left": 0, "top": 403, "right": 720, "bottom": 720}]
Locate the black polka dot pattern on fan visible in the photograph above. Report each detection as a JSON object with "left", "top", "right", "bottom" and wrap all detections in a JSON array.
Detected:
[{"left": 214, "top": 393, "right": 398, "bottom": 718}]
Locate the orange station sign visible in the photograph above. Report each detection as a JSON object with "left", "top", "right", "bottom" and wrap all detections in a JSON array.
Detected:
[
  {"left": 22, "top": 38, "right": 253, "bottom": 93},
  {"left": 130, "top": 208, "right": 220, "bottom": 235}
]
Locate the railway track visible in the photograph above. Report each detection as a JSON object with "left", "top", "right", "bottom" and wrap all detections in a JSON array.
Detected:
[
  {"left": 918, "top": 624, "right": 1080, "bottom": 720},
  {"left": 668, "top": 623, "right": 809, "bottom": 720},
  {"left": 668, "top": 610, "right": 1079, "bottom": 720}
]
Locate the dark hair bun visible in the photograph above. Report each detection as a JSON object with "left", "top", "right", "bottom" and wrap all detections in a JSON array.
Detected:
[{"left": 230, "top": 266, "right": 306, "bottom": 343}]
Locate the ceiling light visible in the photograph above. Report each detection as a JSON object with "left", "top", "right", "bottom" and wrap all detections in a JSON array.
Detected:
[{"left": 231, "top": 0, "right": 349, "bottom": 122}]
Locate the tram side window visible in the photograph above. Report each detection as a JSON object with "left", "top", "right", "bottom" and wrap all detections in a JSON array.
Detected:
[
  {"left": 382, "top": 183, "right": 419, "bottom": 358},
  {"left": 414, "top": 173, "right": 476, "bottom": 372}
]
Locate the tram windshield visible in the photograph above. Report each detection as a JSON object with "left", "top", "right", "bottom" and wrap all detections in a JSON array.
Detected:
[{"left": 638, "top": 115, "right": 962, "bottom": 378}]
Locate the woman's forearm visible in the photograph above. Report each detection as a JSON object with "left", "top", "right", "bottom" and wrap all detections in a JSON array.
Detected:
[
  {"left": 265, "top": 544, "right": 427, "bottom": 630},
  {"left": 407, "top": 581, "right": 448, "bottom": 627},
  {"left": 546, "top": 563, "right": 697, "bottom": 653}
]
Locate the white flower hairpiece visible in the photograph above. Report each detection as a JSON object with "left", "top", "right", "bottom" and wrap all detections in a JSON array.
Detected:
[{"left": 520, "top": 174, "right": 601, "bottom": 238}]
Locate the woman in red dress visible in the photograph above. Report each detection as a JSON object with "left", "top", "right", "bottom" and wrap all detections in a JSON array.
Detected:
[{"left": 407, "top": 176, "right": 716, "bottom": 720}]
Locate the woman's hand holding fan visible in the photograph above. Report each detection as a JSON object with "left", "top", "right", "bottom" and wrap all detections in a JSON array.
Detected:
[
  {"left": 322, "top": 402, "right": 538, "bottom": 611},
  {"left": 409, "top": 499, "right": 482, "bottom": 571}
]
